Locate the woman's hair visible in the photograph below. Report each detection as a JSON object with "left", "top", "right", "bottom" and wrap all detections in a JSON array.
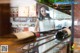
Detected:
[{"left": 38, "top": 6, "right": 51, "bottom": 20}]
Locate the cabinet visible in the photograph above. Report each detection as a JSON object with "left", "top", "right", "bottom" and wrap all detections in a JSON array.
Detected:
[{"left": 0, "top": 4, "right": 12, "bottom": 36}]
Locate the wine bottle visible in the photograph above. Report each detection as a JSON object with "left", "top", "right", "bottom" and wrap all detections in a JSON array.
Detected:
[{"left": 56, "top": 28, "right": 71, "bottom": 40}]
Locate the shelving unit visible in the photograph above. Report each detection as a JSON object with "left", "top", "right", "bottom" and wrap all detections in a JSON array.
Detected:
[{"left": 21, "top": 33, "right": 71, "bottom": 53}]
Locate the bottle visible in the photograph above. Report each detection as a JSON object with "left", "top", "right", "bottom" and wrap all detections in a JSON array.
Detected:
[{"left": 56, "top": 28, "right": 71, "bottom": 40}]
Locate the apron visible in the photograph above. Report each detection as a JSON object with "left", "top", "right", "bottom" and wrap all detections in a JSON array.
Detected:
[
  {"left": 38, "top": 18, "right": 55, "bottom": 53},
  {"left": 39, "top": 18, "right": 54, "bottom": 32}
]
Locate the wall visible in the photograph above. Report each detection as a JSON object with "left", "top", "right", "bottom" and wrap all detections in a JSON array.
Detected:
[
  {"left": 0, "top": 0, "right": 10, "bottom": 4},
  {"left": 74, "top": 4, "right": 80, "bottom": 38},
  {"left": 10, "top": 0, "right": 36, "bottom": 7}
]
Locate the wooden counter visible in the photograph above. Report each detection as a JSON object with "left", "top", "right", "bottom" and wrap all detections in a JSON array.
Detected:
[{"left": 0, "top": 34, "right": 35, "bottom": 53}]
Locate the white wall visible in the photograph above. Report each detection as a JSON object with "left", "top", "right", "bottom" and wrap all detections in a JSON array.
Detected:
[{"left": 10, "top": 0, "right": 36, "bottom": 7}]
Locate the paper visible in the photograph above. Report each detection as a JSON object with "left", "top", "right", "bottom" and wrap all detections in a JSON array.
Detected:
[{"left": 14, "top": 31, "right": 34, "bottom": 40}]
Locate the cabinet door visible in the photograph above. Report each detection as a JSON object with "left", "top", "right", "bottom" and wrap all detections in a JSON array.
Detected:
[
  {"left": 0, "top": 4, "right": 12, "bottom": 36},
  {"left": 0, "top": 4, "right": 2, "bottom": 35}
]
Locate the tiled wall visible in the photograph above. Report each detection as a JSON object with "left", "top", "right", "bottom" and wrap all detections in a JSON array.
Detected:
[
  {"left": 74, "top": 4, "right": 80, "bottom": 20},
  {"left": 74, "top": 2, "right": 80, "bottom": 53},
  {"left": 74, "top": 4, "right": 80, "bottom": 38}
]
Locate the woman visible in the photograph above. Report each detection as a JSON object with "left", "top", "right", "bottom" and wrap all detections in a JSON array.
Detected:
[
  {"left": 35, "top": 6, "right": 54, "bottom": 34},
  {"left": 35, "top": 6, "right": 54, "bottom": 53}
]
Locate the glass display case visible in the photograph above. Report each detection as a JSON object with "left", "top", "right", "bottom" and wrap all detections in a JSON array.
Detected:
[{"left": 10, "top": 0, "right": 72, "bottom": 53}]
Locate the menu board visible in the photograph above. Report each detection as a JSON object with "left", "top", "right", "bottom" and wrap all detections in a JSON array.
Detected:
[
  {"left": 29, "top": 4, "right": 37, "bottom": 17},
  {"left": 18, "top": 4, "right": 37, "bottom": 17},
  {"left": 18, "top": 6, "right": 29, "bottom": 17}
]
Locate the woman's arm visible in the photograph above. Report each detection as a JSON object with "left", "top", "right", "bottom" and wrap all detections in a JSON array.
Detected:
[
  {"left": 34, "top": 19, "right": 40, "bottom": 37},
  {"left": 34, "top": 19, "right": 39, "bottom": 32}
]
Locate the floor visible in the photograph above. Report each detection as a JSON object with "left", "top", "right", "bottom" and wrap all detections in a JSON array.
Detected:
[{"left": 74, "top": 38, "right": 80, "bottom": 53}]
